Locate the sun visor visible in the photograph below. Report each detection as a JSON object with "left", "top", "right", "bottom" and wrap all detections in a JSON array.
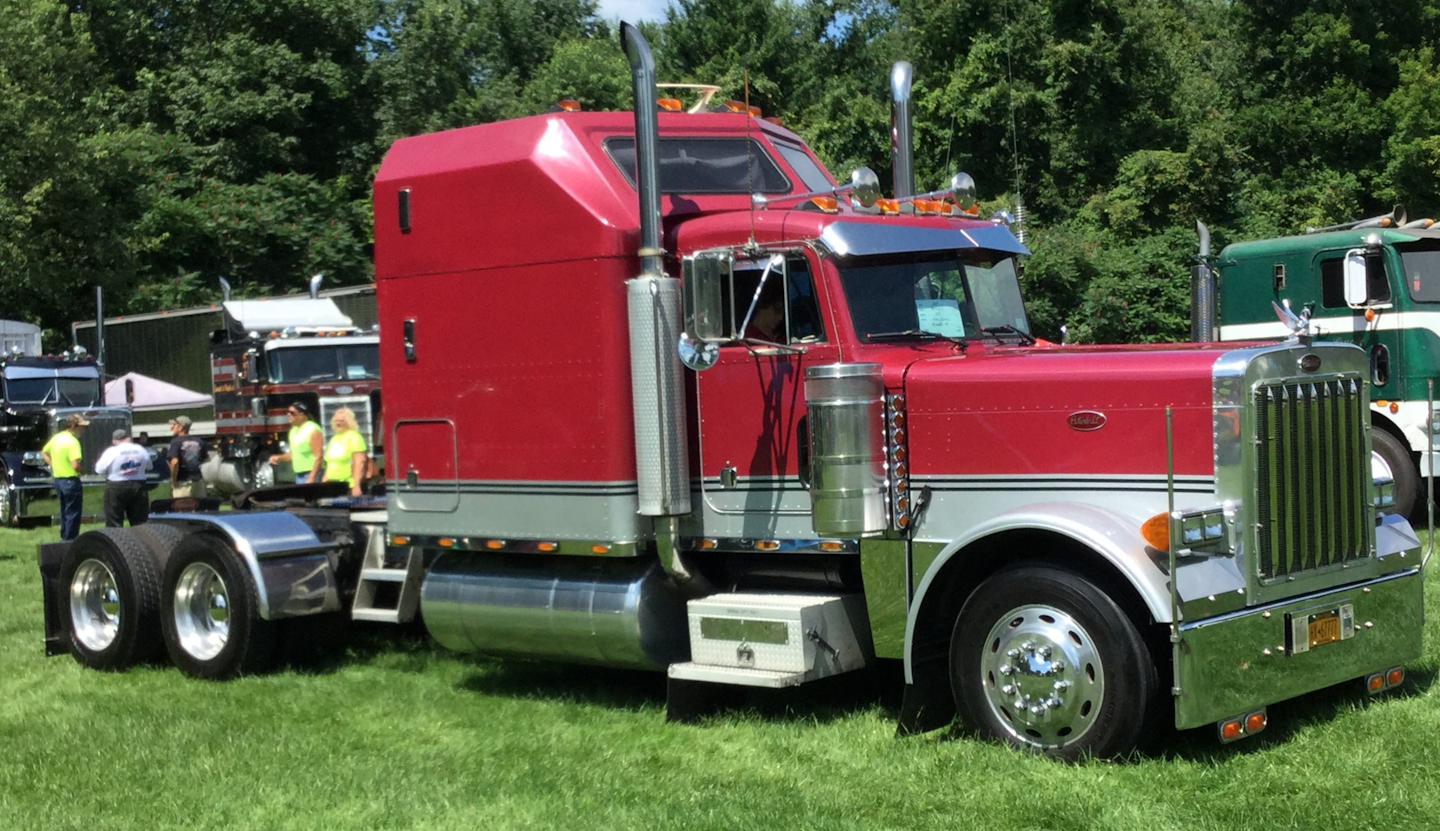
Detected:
[
  {"left": 223, "top": 299, "right": 354, "bottom": 335},
  {"left": 818, "top": 221, "right": 1029, "bottom": 259}
]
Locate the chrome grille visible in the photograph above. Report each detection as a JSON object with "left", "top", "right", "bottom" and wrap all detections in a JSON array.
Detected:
[
  {"left": 1253, "top": 379, "right": 1368, "bottom": 580},
  {"left": 50, "top": 407, "right": 132, "bottom": 479},
  {"left": 319, "top": 395, "right": 372, "bottom": 446}
]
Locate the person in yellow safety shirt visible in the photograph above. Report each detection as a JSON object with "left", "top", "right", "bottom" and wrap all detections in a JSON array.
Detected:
[
  {"left": 41, "top": 413, "right": 89, "bottom": 540},
  {"left": 268, "top": 401, "right": 323, "bottom": 484},
  {"left": 322, "top": 407, "right": 368, "bottom": 496}
]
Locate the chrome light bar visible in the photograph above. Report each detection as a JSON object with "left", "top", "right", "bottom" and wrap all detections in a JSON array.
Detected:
[{"left": 752, "top": 166, "right": 880, "bottom": 209}]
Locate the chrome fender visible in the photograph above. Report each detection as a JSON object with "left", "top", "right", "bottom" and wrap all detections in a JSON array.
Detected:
[
  {"left": 903, "top": 501, "right": 1170, "bottom": 684},
  {"left": 153, "top": 512, "right": 341, "bottom": 620}
]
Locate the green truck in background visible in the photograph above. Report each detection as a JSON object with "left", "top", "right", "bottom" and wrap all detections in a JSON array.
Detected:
[{"left": 1192, "top": 213, "right": 1440, "bottom": 517}]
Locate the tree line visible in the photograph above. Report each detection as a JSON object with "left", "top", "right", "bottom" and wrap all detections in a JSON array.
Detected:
[{"left": 2, "top": 0, "right": 1437, "bottom": 343}]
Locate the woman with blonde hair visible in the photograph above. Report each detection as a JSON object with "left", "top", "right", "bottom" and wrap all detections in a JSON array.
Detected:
[{"left": 322, "top": 407, "right": 368, "bottom": 496}]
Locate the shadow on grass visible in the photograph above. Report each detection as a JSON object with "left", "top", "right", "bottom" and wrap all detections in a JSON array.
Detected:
[
  {"left": 454, "top": 658, "right": 906, "bottom": 723},
  {"left": 0, "top": 553, "right": 15, "bottom": 562},
  {"left": 1160, "top": 663, "right": 1438, "bottom": 762}
]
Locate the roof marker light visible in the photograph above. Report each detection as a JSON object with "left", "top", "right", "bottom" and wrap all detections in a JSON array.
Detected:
[
  {"left": 657, "top": 98, "right": 682, "bottom": 111},
  {"left": 724, "top": 100, "right": 747, "bottom": 112},
  {"left": 809, "top": 196, "right": 839, "bottom": 213},
  {"left": 746, "top": 105, "right": 762, "bottom": 118},
  {"left": 764, "top": 116, "right": 784, "bottom": 126},
  {"left": 557, "top": 99, "right": 581, "bottom": 112}
]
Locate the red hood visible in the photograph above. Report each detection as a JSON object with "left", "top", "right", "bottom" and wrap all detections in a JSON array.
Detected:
[{"left": 900, "top": 342, "right": 1230, "bottom": 478}]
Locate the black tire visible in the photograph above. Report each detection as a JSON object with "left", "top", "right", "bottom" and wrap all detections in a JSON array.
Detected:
[
  {"left": 950, "top": 563, "right": 1161, "bottom": 760},
  {"left": 0, "top": 473, "right": 18, "bottom": 527},
  {"left": 58, "top": 529, "right": 165, "bottom": 670},
  {"left": 129, "top": 523, "right": 186, "bottom": 571},
  {"left": 1371, "top": 428, "right": 1419, "bottom": 520},
  {"left": 160, "top": 533, "right": 276, "bottom": 679}
]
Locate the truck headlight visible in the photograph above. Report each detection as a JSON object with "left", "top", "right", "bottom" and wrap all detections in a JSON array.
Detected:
[
  {"left": 231, "top": 444, "right": 252, "bottom": 459},
  {"left": 1372, "top": 478, "right": 1396, "bottom": 512},
  {"left": 1179, "top": 507, "right": 1227, "bottom": 546},
  {"left": 22, "top": 451, "right": 48, "bottom": 468}
]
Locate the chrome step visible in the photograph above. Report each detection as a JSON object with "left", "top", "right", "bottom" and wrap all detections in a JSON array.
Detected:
[
  {"left": 667, "top": 662, "right": 805, "bottom": 688},
  {"left": 350, "top": 525, "right": 421, "bottom": 624},
  {"left": 351, "top": 608, "right": 403, "bottom": 624}
]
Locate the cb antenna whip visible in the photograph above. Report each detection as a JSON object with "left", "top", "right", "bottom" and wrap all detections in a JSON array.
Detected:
[{"left": 1003, "top": 0, "right": 1027, "bottom": 243}]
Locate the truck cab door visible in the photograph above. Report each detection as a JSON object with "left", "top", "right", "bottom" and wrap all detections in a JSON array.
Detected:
[{"left": 695, "top": 250, "right": 837, "bottom": 541}]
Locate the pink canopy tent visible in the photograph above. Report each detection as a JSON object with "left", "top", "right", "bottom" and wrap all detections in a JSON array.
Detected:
[{"left": 104, "top": 372, "right": 212, "bottom": 412}]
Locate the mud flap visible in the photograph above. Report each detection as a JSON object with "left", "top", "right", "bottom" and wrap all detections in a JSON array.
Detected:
[
  {"left": 37, "top": 541, "right": 70, "bottom": 657},
  {"left": 896, "top": 653, "right": 955, "bottom": 736}
]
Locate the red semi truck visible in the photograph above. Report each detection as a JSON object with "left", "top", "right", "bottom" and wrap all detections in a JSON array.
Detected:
[{"left": 39, "top": 25, "right": 1423, "bottom": 760}]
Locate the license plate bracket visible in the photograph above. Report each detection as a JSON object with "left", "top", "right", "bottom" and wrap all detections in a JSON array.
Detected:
[{"left": 1287, "top": 603, "right": 1355, "bottom": 655}]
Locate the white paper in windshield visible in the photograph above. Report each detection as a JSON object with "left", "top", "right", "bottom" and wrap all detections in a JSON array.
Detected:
[
  {"left": 346, "top": 365, "right": 369, "bottom": 379},
  {"left": 916, "top": 299, "right": 965, "bottom": 337}
]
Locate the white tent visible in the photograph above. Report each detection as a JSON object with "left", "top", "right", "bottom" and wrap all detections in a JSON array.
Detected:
[{"left": 104, "top": 372, "right": 212, "bottom": 412}]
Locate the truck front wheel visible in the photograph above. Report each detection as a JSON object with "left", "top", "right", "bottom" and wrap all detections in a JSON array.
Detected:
[
  {"left": 160, "top": 534, "right": 276, "bottom": 679},
  {"left": 949, "top": 564, "right": 1160, "bottom": 759}
]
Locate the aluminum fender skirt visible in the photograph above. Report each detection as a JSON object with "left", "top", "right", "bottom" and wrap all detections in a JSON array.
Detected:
[
  {"left": 152, "top": 512, "right": 340, "bottom": 620},
  {"left": 1174, "top": 567, "right": 1423, "bottom": 729},
  {"left": 904, "top": 502, "right": 1169, "bottom": 684}
]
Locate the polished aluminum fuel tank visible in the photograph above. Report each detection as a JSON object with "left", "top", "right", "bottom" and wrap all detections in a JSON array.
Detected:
[
  {"left": 421, "top": 553, "right": 689, "bottom": 670},
  {"left": 805, "top": 362, "right": 887, "bottom": 536}
]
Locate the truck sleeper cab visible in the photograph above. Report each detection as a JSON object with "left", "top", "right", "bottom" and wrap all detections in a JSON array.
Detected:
[{"left": 41, "top": 26, "right": 1423, "bottom": 762}]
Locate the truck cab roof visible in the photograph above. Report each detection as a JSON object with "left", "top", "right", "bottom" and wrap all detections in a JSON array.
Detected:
[{"left": 1220, "top": 226, "right": 1440, "bottom": 264}]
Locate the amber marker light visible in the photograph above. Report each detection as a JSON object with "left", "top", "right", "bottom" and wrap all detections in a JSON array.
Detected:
[
  {"left": 755, "top": 540, "right": 780, "bottom": 551},
  {"left": 657, "top": 98, "right": 682, "bottom": 111},
  {"left": 1141, "top": 512, "right": 1171, "bottom": 552},
  {"left": 1387, "top": 667, "right": 1405, "bottom": 687},
  {"left": 537, "top": 542, "right": 558, "bottom": 552},
  {"left": 698, "top": 539, "right": 718, "bottom": 550},
  {"left": 724, "top": 100, "right": 747, "bottom": 112},
  {"left": 819, "top": 541, "right": 844, "bottom": 552},
  {"left": 1367, "top": 673, "right": 1386, "bottom": 693},
  {"left": 557, "top": 99, "right": 581, "bottom": 112},
  {"left": 1220, "top": 719, "right": 1243, "bottom": 741},
  {"left": 1245, "top": 711, "right": 1267, "bottom": 733},
  {"left": 875, "top": 199, "right": 901, "bottom": 215},
  {"left": 764, "top": 116, "right": 784, "bottom": 126},
  {"left": 1365, "top": 308, "right": 1377, "bottom": 322},
  {"left": 591, "top": 544, "right": 611, "bottom": 554},
  {"left": 485, "top": 540, "right": 504, "bottom": 550},
  {"left": 390, "top": 535, "right": 409, "bottom": 546},
  {"left": 809, "top": 196, "right": 839, "bottom": 213},
  {"left": 438, "top": 538, "right": 455, "bottom": 548}
]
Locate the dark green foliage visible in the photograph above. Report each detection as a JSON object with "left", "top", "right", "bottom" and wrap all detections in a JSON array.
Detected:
[{"left": 1, "top": 0, "right": 1438, "bottom": 343}]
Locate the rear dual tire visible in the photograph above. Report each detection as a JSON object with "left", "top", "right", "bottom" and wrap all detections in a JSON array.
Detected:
[
  {"left": 59, "top": 529, "right": 166, "bottom": 670},
  {"left": 160, "top": 534, "right": 276, "bottom": 679}
]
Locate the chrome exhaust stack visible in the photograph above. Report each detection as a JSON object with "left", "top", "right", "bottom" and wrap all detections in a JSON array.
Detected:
[
  {"left": 621, "top": 22, "right": 691, "bottom": 520},
  {"left": 890, "top": 61, "right": 915, "bottom": 199},
  {"left": 308, "top": 273, "right": 323, "bottom": 299},
  {"left": 1191, "top": 221, "right": 1216, "bottom": 342}
]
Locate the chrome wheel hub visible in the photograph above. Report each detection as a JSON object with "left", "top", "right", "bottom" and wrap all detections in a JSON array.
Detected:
[
  {"left": 173, "top": 562, "right": 230, "bottom": 661},
  {"left": 980, "top": 604, "right": 1105, "bottom": 750},
  {"left": 0, "top": 479, "right": 11, "bottom": 524},
  {"left": 70, "top": 559, "right": 121, "bottom": 652},
  {"left": 1371, "top": 450, "right": 1393, "bottom": 482}
]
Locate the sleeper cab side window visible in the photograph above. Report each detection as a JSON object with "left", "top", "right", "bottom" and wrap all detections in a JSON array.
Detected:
[
  {"left": 1320, "top": 254, "right": 1390, "bottom": 308},
  {"left": 722, "top": 257, "right": 825, "bottom": 346}
]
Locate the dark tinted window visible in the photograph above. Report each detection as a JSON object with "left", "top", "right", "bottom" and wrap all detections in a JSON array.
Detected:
[
  {"left": 721, "top": 256, "right": 824, "bottom": 344},
  {"left": 606, "top": 138, "right": 791, "bottom": 194},
  {"left": 773, "top": 142, "right": 832, "bottom": 191},
  {"left": 1320, "top": 254, "right": 1390, "bottom": 308},
  {"left": 1401, "top": 244, "right": 1440, "bottom": 302},
  {"left": 269, "top": 345, "right": 379, "bottom": 382}
]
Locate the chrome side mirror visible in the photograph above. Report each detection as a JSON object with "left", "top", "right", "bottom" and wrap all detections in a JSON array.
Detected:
[
  {"left": 1343, "top": 248, "right": 1369, "bottom": 307},
  {"left": 680, "top": 252, "right": 732, "bottom": 372},
  {"left": 242, "top": 351, "right": 259, "bottom": 382},
  {"left": 849, "top": 167, "right": 880, "bottom": 208},
  {"left": 948, "top": 172, "right": 977, "bottom": 211}
]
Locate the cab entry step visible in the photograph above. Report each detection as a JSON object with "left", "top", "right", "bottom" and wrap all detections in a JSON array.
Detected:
[{"left": 667, "top": 593, "right": 873, "bottom": 688}]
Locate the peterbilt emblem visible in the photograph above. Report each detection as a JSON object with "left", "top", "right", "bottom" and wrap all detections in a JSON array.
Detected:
[
  {"left": 1067, "top": 411, "right": 1106, "bottom": 431},
  {"left": 335, "top": 385, "right": 355, "bottom": 394},
  {"left": 1299, "top": 354, "right": 1322, "bottom": 373}
]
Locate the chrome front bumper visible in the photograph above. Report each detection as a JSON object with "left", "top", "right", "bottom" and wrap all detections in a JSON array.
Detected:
[
  {"left": 9, "top": 478, "right": 171, "bottom": 525},
  {"left": 1173, "top": 567, "right": 1424, "bottom": 729}
]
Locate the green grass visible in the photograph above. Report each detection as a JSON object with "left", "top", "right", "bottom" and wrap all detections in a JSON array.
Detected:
[{"left": 1, "top": 528, "right": 1438, "bottom": 831}]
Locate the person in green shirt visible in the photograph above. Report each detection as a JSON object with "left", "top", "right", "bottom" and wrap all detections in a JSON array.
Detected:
[
  {"left": 268, "top": 402, "right": 324, "bottom": 484},
  {"left": 322, "top": 407, "right": 368, "bottom": 496},
  {"left": 41, "top": 413, "right": 89, "bottom": 540}
]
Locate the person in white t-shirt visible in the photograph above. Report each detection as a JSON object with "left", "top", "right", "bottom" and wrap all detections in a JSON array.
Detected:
[{"left": 94, "top": 429, "right": 153, "bottom": 527}]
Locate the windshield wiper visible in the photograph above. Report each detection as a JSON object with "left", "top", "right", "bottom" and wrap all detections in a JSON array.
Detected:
[
  {"left": 866, "top": 329, "right": 945, "bottom": 341},
  {"left": 978, "top": 325, "right": 1037, "bottom": 346}
]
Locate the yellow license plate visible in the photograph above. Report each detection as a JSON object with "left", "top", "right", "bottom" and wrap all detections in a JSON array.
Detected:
[{"left": 1308, "top": 611, "right": 1342, "bottom": 648}]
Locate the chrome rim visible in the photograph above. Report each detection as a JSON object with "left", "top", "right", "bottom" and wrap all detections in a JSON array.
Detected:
[
  {"left": 0, "top": 479, "right": 10, "bottom": 525},
  {"left": 69, "top": 559, "right": 122, "bottom": 652},
  {"left": 1371, "top": 449, "right": 1394, "bottom": 482},
  {"left": 173, "top": 562, "right": 231, "bottom": 661},
  {"left": 979, "top": 604, "right": 1105, "bottom": 751},
  {"left": 253, "top": 462, "right": 275, "bottom": 489}
]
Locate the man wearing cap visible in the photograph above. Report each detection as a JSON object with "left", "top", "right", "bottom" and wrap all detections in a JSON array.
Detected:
[
  {"left": 41, "top": 414, "right": 88, "bottom": 540},
  {"left": 269, "top": 402, "right": 323, "bottom": 484},
  {"left": 167, "top": 415, "right": 208, "bottom": 498},
  {"left": 94, "top": 428, "right": 153, "bottom": 527}
]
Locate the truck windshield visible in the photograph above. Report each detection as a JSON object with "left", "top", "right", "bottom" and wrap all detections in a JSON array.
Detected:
[
  {"left": 2, "top": 374, "right": 101, "bottom": 406},
  {"left": 837, "top": 252, "right": 1030, "bottom": 342},
  {"left": 268, "top": 345, "right": 379, "bottom": 382},
  {"left": 1400, "top": 243, "right": 1440, "bottom": 302}
]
